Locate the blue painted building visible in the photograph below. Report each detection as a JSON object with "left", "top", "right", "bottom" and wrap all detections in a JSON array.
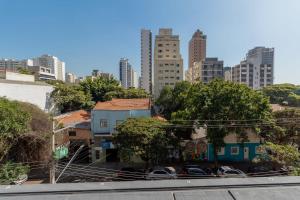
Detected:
[
  {"left": 207, "top": 131, "right": 263, "bottom": 162},
  {"left": 91, "top": 98, "right": 151, "bottom": 162}
]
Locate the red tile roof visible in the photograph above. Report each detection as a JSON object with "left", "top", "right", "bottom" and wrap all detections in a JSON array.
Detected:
[
  {"left": 55, "top": 110, "right": 90, "bottom": 126},
  {"left": 93, "top": 98, "right": 150, "bottom": 110}
]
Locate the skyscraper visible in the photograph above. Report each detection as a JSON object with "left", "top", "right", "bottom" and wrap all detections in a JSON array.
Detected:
[
  {"left": 188, "top": 29, "right": 206, "bottom": 69},
  {"left": 119, "top": 58, "right": 137, "bottom": 88},
  {"left": 32, "top": 54, "right": 65, "bottom": 81},
  {"left": 231, "top": 47, "right": 274, "bottom": 89},
  {"left": 141, "top": 29, "right": 152, "bottom": 93},
  {"left": 153, "top": 28, "right": 183, "bottom": 98}
]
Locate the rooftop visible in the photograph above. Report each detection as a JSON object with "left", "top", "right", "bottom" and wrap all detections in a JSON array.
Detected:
[
  {"left": 93, "top": 98, "right": 150, "bottom": 111},
  {"left": 55, "top": 110, "right": 91, "bottom": 127}
]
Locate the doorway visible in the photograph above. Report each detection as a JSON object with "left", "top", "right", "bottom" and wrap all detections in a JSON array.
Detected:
[{"left": 244, "top": 147, "right": 249, "bottom": 160}]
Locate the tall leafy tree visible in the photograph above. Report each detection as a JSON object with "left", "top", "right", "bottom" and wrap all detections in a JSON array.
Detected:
[
  {"left": 155, "top": 81, "right": 192, "bottom": 120},
  {"left": 113, "top": 117, "right": 175, "bottom": 165},
  {"left": 51, "top": 84, "right": 94, "bottom": 113},
  {"left": 262, "top": 84, "right": 300, "bottom": 106},
  {"left": 184, "top": 80, "right": 272, "bottom": 166},
  {"left": 80, "top": 76, "right": 120, "bottom": 102},
  {"left": 261, "top": 108, "right": 300, "bottom": 145}
]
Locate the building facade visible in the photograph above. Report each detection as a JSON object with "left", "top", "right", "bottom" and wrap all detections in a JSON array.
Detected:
[
  {"left": 188, "top": 29, "right": 206, "bottom": 69},
  {"left": 65, "top": 72, "right": 77, "bottom": 83},
  {"left": 140, "top": 29, "right": 152, "bottom": 93},
  {"left": 91, "top": 98, "right": 151, "bottom": 162},
  {"left": 231, "top": 47, "right": 274, "bottom": 89},
  {"left": 201, "top": 58, "right": 223, "bottom": 83},
  {"left": 119, "top": 58, "right": 137, "bottom": 88},
  {"left": 0, "top": 59, "right": 33, "bottom": 72},
  {"left": 154, "top": 28, "right": 184, "bottom": 98},
  {"left": 224, "top": 66, "right": 232, "bottom": 81},
  {"left": 32, "top": 54, "right": 66, "bottom": 82}
]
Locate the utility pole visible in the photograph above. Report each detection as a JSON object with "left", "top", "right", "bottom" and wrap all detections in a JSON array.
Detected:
[{"left": 50, "top": 119, "right": 56, "bottom": 184}]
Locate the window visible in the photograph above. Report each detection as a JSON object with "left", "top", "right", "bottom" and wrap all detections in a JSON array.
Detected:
[
  {"left": 154, "top": 170, "right": 167, "bottom": 174},
  {"left": 176, "top": 77, "right": 180, "bottom": 80},
  {"left": 95, "top": 150, "right": 100, "bottom": 159},
  {"left": 255, "top": 146, "right": 264, "bottom": 154},
  {"left": 100, "top": 119, "right": 108, "bottom": 128},
  {"left": 165, "top": 70, "right": 169, "bottom": 72},
  {"left": 158, "top": 55, "right": 163, "bottom": 58},
  {"left": 173, "top": 55, "right": 176, "bottom": 58},
  {"left": 231, "top": 147, "right": 239, "bottom": 155},
  {"left": 217, "top": 147, "right": 225, "bottom": 155},
  {"left": 68, "top": 131, "right": 76, "bottom": 136},
  {"left": 158, "top": 44, "right": 163, "bottom": 47}
]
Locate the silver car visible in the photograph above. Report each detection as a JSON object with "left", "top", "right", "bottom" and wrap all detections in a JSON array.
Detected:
[
  {"left": 146, "top": 168, "right": 177, "bottom": 180},
  {"left": 217, "top": 166, "right": 247, "bottom": 178}
]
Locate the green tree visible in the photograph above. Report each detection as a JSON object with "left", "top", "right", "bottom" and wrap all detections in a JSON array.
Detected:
[
  {"left": 51, "top": 84, "right": 94, "bottom": 113},
  {"left": 262, "top": 84, "right": 300, "bottom": 106},
  {"left": 253, "top": 142, "right": 300, "bottom": 167},
  {"left": 104, "top": 87, "right": 149, "bottom": 100},
  {"left": 113, "top": 117, "right": 175, "bottom": 165},
  {"left": 80, "top": 76, "right": 120, "bottom": 102},
  {"left": 155, "top": 81, "right": 192, "bottom": 120},
  {"left": 17, "top": 67, "right": 32, "bottom": 75},
  {"left": 185, "top": 80, "right": 272, "bottom": 166},
  {"left": 261, "top": 108, "right": 300, "bottom": 145},
  {"left": 0, "top": 98, "right": 31, "bottom": 161}
]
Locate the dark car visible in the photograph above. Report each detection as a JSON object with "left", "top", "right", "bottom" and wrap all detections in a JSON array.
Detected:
[
  {"left": 116, "top": 167, "right": 145, "bottom": 180},
  {"left": 181, "top": 164, "right": 214, "bottom": 176}
]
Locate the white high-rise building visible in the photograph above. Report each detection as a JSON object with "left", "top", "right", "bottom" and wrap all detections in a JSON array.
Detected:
[
  {"left": 119, "top": 58, "right": 137, "bottom": 88},
  {"left": 231, "top": 47, "right": 274, "bottom": 89},
  {"left": 0, "top": 59, "right": 33, "bottom": 72},
  {"left": 141, "top": 29, "right": 152, "bottom": 93},
  {"left": 32, "top": 55, "right": 66, "bottom": 81},
  {"left": 154, "top": 28, "right": 184, "bottom": 98}
]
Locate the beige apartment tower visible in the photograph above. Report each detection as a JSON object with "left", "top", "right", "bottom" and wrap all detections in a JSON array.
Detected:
[
  {"left": 188, "top": 29, "right": 206, "bottom": 69},
  {"left": 154, "top": 28, "right": 183, "bottom": 98}
]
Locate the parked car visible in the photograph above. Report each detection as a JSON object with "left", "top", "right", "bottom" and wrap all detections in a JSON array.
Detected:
[
  {"left": 181, "top": 164, "right": 214, "bottom": 176},
  {"left": 217, "top": 166, "right": 247, "bottom": 178},
  {"left": 179, "top": 167, "right": 214, "bottom": 178},
  {"left": 146, "top": 168, "right": 177, "bottom": 180},
  {"left": 116, "top": 167, "right": 145, "bottom": 180}
]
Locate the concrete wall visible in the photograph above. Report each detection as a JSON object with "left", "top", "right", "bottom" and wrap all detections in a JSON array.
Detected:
[
  {"left": 5, "top": 71, "right": 35, "bottom": 82},
  {"left": 0, "top": 81, "right": 54, "bottom": 112}
]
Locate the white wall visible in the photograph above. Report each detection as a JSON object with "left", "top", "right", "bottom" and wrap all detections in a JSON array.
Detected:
[
  {"left": 0, "top": 81, "right": 54, "bottom": 112},
  {"left": 6, "top": 71, "right": 35, "bottom": 82}
]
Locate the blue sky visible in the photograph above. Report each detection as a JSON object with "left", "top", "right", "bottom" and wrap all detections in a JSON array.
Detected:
[{"left": 0, "top": 0, "right": 299, "bottom": 84}]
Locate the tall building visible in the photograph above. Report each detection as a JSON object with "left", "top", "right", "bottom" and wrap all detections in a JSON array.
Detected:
[
  {"left": 188, "top": 29, "right": 206, "bottom": 69},
  {"left": 140, "top": 29, "right": 152, "bottom": 93},
  {"left": 65, "top": 72, "right": 77, "bottom": 83},
  {"left": 224, "top": 66, "right": 232, "bottom": 81},
  {"left": 92, "top": 69, "right": 112, "bottom": 79},
  {"left": 185, "top": 58, "right": 223, "bottom": 83},
  {"left": 185, "top": 61, "right": 202, "bottom": 83},
  {"left": 154, "top": 28, "right": 183, "bottom": 98},
  {"left": 232, "top": 47, "right": 274, "bottom": 89},
  {"left": 0, "top": 59, "right": 33, "bottom": 72},
  {"left": 32, "top": 55, "right": 66, "bottom": 81},
  {"left": 119, "top": 58, "right": 137, "bottom": 88}
]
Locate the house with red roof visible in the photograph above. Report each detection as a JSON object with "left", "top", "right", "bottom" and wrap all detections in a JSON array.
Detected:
[{"left": 91, "top": 98, "right": 151, "bottom": 162}]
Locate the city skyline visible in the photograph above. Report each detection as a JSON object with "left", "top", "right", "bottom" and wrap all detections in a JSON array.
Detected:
[{"left": 1, "top": 0, "right": 300, "bottom": 84}]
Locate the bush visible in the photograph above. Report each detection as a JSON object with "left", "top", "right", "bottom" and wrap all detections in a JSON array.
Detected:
[{"left": 0, "top": 162, "right": 29, "bottom": 184}]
